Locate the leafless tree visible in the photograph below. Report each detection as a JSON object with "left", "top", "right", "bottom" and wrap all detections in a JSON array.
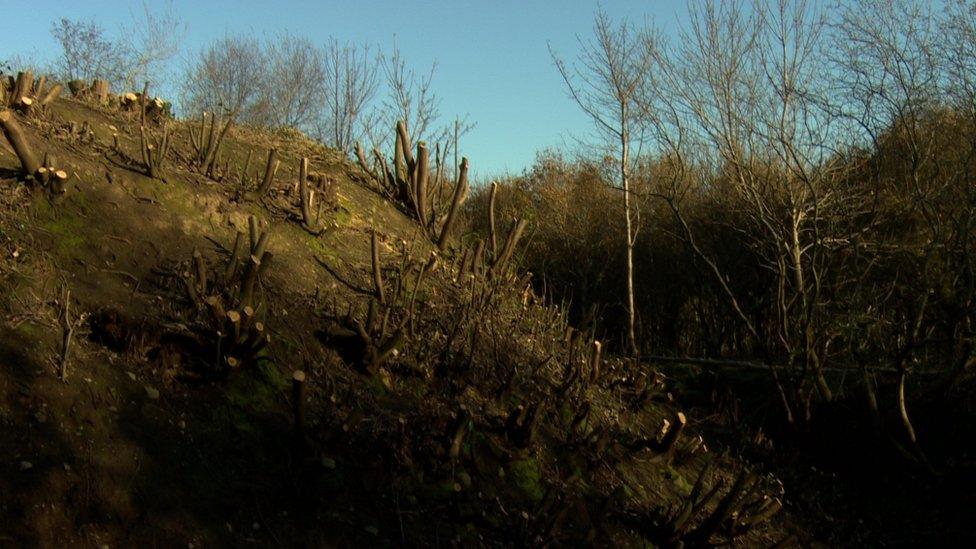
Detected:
[
  {"left": 943, "top": 0, "right": 976, "bottom": 113},
  {"left": 643, "top": 0, "right": 848, "bottom": 424},
  {"left": 1, "top": 53, "right": 51, "bottom": 77},
  {"left": 358, "top": 42, "right": 475, "bottom": 182},
  {"left": 373, "top": 43, "right": 442, "bottom": 147},
  {"left": 121, "top": 0, "right": 185, "bottom": 91},
  {"left": 318, "top": 39, "right": 380, "bottom": 154},
  {"left": 832, "top": 0, "right": 942, "bottom": 152},
  {"left": 50, "top": 3, "right": 183, "bottom": 92},
  {"left": 550, "top": 8, "right": 655, "bottom": 356},
  {"left": 180, "top": 34, "right": 265, "bottom": 122},
  {"left": 50, "top": 17, "right": 130, "bottom": 84},
  {"left": 260, "top": 33, "right": 328, "bottom": 130},
  {"left": 938, "top": 0, "right": 976, "bottom": 403},
  {"left": 831, "top": 0, "right": 959, "bottom": 457}
]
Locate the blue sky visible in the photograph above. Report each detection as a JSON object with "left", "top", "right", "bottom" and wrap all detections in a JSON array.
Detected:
[{"left": 3, "top": 1, "right": 690, "bottom": 178}]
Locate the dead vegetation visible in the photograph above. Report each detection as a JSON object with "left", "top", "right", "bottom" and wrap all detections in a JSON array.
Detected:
[
  {"left": 0, "top": 81, "right": 799, "bottom": 546},
  {"left": 0, "top": 1, "right": 964, "bottom": 542},
  {"left": 356, "top": 119, "right": 468, "bottom": 249},
  {"left": 179, "top": 216, "right": 274, "bottom": 376}
]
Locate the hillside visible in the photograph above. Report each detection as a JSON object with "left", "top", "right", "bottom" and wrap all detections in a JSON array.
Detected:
[{"left": 0, "top": 92, "right": 801, "bottom": 546}]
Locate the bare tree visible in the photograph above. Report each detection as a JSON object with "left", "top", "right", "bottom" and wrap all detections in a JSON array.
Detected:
[
  {"left": 831, "top": 0, "right": 953, "bottom": 456},
  {"left": 373, "top": 43, "right": 442, "bottom": 147},
  {"left": 180, "top": 34, "right": 265, "bottom": 122},
  {"left": 1, "top": 53, "right": 52, "bottom": 77},
  {"left": 938, "top": 0, "right": 976, "bottom": 397},
  {"left": 357, "top": 42, "right": 475, "bottom": 184},
  {"left": 318, "top": 38, "right": 379, "bottom": 154},
  {"left": 260, "top": 33, "right": 328, "bottom": 130},
  {"left": 642, "top": 0, "right": 849, "bottom": 424},
  {"left": 50, "top": 18, "right": 130, "bottom": 84},
  {"left": 49, "top": 3, "right": 183, "bottom": 92},
  {"left": 550, "top": 8, "right": 655, "bottom": 356},
  {"left": 943, "top": 0, "right": 976, "bottom": 113},
  {"left": 121, "top": 0, "right": 185, "bottom": 91}
]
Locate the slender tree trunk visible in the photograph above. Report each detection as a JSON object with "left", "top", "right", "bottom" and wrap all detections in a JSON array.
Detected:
[
  {"left": 621, "top": 105, "right": 638, "bottom": 357},
  {"left": 790, "top": 211, "right": 832, "bottom": 402},
  {"left": 488, "top": 181, "right": 499, "bottom": 258}
]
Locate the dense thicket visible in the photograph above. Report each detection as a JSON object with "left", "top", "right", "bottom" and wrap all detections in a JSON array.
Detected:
[{"left": 467, "top": 0, "right": 976, "bottom": 448}]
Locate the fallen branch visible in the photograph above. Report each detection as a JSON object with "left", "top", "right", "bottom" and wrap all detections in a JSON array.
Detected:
[
  {"left": 56, "top": 287, "right": 88, "bottom": 381},
  {"left": 58, "top": 286, "right": 73, "bottom": 381},
  {"left": 642, "top": 355, "right": 934, "bottom": 375}
]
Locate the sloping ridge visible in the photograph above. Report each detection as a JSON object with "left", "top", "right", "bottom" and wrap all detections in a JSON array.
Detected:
[{"left": 0, "top": 97, "right": 802, "bottom": 546}]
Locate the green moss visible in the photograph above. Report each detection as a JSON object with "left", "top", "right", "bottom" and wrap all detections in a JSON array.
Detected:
[
  {"left": 664, "top": 466, "right": 693, "bottom": 494},
  {"left": 401, "top": 475, "right": 457, "bottom": 504},
  {"left": 38, "top": 210, "right": 87, "bottom": 260},
  {"left": 434, "top": 479, "right": 459, "bottom": 498},
  {"left": 211, "top": 360, "right": 286, "bottom": 438},
  {"left": 154, "top": 178, "right": 197, "bottom": 212},
  {"left": 332, "top": 205, "right": 353, "bottom": 227},
  {"left": 366, "top": 373, "right": 391, "bottom": 396},
  {"left": 509, "top": 457, "right": 545, "bottom": 502},
  {"left": 15, "top": 321, "right": 41, "bottom": 338},
  {"left": 407, "top": 378, "right": 432, "bottom": 400},
  {"left": 469, "top": 433, "right": 503, "bottom": 479},
  {"left": 231, "top": 360, "right": 286, "bottom": 408},
  {"left": 559, "top": 402, "right": 574, "bottom": 424},
  {"left": 455, "top": 522, "right": 479, "bottom": 544},
  {"left": 309, "top": 236, "right": 341, "bottom": 263},
  {"left": 244, "top": 201, "right": 267, "bottom": 219}
]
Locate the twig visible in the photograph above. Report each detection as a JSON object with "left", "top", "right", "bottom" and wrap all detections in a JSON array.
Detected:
[{"left": 58, "top": 286, "right": 73, "bottom": 381}]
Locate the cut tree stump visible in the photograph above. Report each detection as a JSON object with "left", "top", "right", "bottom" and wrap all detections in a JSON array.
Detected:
[
  {"left": 0, "top": 109, "right": 41, "bottom": 177},
  {"left": 68, "top": 80, "right": 88, "bottom": 97},
  {"left": 91, "top": 79, "right": 110, "bottom": 105}
]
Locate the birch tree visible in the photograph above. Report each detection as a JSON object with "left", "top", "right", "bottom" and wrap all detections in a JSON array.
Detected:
[{"left": 550, "top": 9, "right": 655, "bottom": 356}]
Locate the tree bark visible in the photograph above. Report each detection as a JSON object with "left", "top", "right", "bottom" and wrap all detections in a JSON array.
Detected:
[
  {"left": 140, "top": 81, "right": 149, "bottom": 126},
  {"left": 415, "top": 142, "right": 430, "bottom": 229},
  {"left": 488, "top": 181, "right": 499, "bottom": 258},
  {"left": 491, "top": 218, "right": 528, "bottom": 275},
  {"left": 12, "top": 71, "right": 33, "bottom": 106},
  {"left": 256, "top": 148, "right": 279, "bottom": 196},
  {"left": 621, "top": 105, "right": 638, "bottom": 357},
  {"left": 92, "top": 79, "right": 110, "bottom": 105},
  {"left": 298, "top": 157, "right": 321, "bottom": 233},
  {"left": 39, "top": 84, "right": 63, "bottom": 108},
  {"left": 371, "top": 228, "right": 386, "bottom": 304},
  {"left": 436, "top": 157, "right": 469, "bottom": 250},
  {"left": 67, "top": 80, "right": 87, "bottom": 97},
  {"left": 34, "top": 75, "right": 46, "bottom": 100},
  {"left": 0, "top": 110, "right": 41, "bottom": 177}
]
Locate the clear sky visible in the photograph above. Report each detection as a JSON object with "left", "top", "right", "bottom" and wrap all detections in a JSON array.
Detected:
[{"left": 3, "top": 0, "right": 691, "bottom": 179}]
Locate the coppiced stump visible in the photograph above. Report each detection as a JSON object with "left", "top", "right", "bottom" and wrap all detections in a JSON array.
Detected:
[
  {"left": 356, "top": 120, "right": 470, "bottom": 249},
  {"left": 297, "top": 157, "right": 324, "bottom": 234},
  {"left": 254, "top": 147, "right": 280, "bottom": 198},
  {"left": 0, "top": 110, "right": 40, "bottom": 176},
  {"left": 140, "top": 122, "right": 172, "bottom": 181}
]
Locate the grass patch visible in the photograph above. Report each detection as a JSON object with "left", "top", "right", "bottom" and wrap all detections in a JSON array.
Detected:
[
  {"left": 210, "top": 360, "right": 286, "bottom": 440},
  {"left": 509, "top": 457, "right": 545, "bottom": 502}
]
